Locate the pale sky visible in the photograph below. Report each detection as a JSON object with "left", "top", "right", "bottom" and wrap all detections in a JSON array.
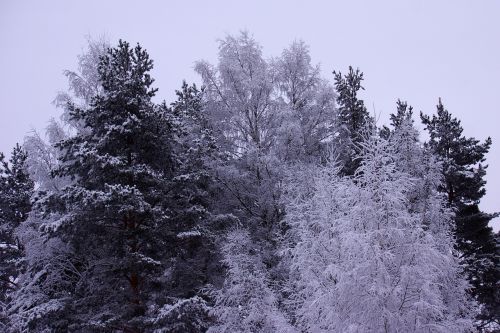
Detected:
[{"left": 1, "top": 0, "right": 498, "bottom": 230}]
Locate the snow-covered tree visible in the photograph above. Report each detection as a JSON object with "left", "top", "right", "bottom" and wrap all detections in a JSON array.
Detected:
[
  {"left": 195, "top": 33, "right": 337, "bottom": 244},
  {"left": 54, "top": 35, "right": 110, "bottom": 130},
  {"left": 0, "top": 145, "right": 33, "bottom": 329},
  {"left": 195, "top": 32, "right": 286, "bottom": 266},
  {"left": 285, "top": 131, "right": 475, "bottom": 332},
  {"left": 24, "top": 36, "right": 109, "bottom": 192},
  {"left": 421, "top": 99, "right": 499, "bottom": 328},
  {"left": 6, "top": 38, "right": 110, "bottom": 331},
  {"left": 421, "top": 99, "right": 491, "bottom": 207},
  {"left": 9, "top": 41, "right": 220, "bottom": 332},
  {"left": 4, "top": 32, "right": 489, "bottom": 332},
  {"left": 145, "top": 82, "right": 223, "bottom": 333},
  {"left": 208, "top": 228, "right": 295, "bottom": 333},
  {"left": 386, "top": 102, "right": 441, "bottom": 219},
  {"left": 333, "top": 66, "right": 372, "bottom": 175},
  {"left": 271, "top": 40, "right": 337, "bottom": 162},
  {"left": 195, "top": 31, "right": 279, "bottom": 154},
  {"left": 196, "top": 34, "right": 339, "bottom": 333}
]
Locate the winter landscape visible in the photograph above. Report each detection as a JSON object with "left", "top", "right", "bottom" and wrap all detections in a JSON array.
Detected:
[{"left": 1, "top": 1, "right": 499, "bottom": 332}]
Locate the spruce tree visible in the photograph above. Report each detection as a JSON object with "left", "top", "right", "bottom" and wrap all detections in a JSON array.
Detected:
[
  {"left": 333, "top": 66, "right": 371, "bottom": 175},
  {"left": 421, "top": 99, "right": 499, "bottom": 328}
]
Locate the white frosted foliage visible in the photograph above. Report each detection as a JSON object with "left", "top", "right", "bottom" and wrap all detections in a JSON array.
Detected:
[{"left": 285, "top": 133, "right": 475, "bottom": 332}]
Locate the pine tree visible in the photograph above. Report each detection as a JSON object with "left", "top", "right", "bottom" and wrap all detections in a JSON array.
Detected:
[
  {"left": 54, "top": 40, "right": 166, "bottom": 330},
  {"left": 10, "top": 41, "right": 217, "bottom": 332},
  {"left": 0, "top": 145, "right": 33, "bottom": 328},
  {"left": 332, "top": 66, "right": 371, "bottom": 175},
  {"left": 390, "top": 99, "right": 413, "bottom": 128},
  {"left": 147, "top": 82, "right": 222, "bottom": 333},
  {"left": 421, "top": 99, "right": 491, "bottom": 207},
  {"left": 421, "top": 99, "right": 499, "bottom": 328}
]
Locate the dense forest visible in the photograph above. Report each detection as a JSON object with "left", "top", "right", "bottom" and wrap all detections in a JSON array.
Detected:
[{"left": 0, "top": 33, "right": 498, "bottom": 332}]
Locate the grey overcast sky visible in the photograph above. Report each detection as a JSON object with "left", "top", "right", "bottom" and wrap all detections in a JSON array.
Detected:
[{"left": 1, "top": 0, "right": 499, "bottom": 230}]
